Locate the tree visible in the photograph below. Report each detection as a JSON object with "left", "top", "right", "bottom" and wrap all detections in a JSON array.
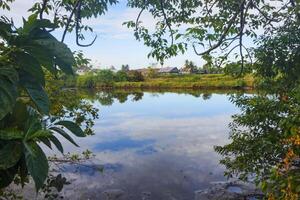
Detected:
[
  {"left": 125, "top": 0, "right": 299, "bottom": 68},
  {"left": 0, "top": 0, "right": 116, "bottom": 191},
  {"left": 115, "top": 70, "right": 129, "bottom": 82},
  {"left": 121, "top": 64, "right": 130, "bottom": 72},
  {"left": 215, "top": 20, "right": 300, "bottom": 198},
  {"left": 182, "top": 59, "right": 197, "bottom": 73},
  {"left": 223, "top": 62, "right": 252, "bottom": 77},
  {"left": 146, "top": 67, "right": 158, "bottom": 78},
  {"left": 94, "top": 69, "right": 115, "bottom": 86},
  {"left": 127, "top": 70, "right": 144, "bottom": 82},
  {"left": 73, "top": 51, "right": 92, "bottom": 72}
]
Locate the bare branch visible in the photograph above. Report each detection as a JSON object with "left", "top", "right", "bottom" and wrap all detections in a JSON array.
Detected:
[
  {"left": 61, "top": 0, "right": 80, "bottom": 43},
  {"left": 75, "top": 0, "right": 97, "bottom": 47},
  {"left": 159, "top": 0, "right": 174, "bottom": 45},
  {"left": 220, "top": 34, "right": 240, "bottom": 51},
  {"left": 242, "top": 44, "right": 253, "bottom": 65},
  {"left": 39, "top": 0, "right": 49, "bottom": 20},
  {"left": 135, "top": 0, "right": 146, "bottom": 31},
  {"left": 216, "top": 44, "right": 240, "bottom": 68},
  {"left": 238, "top": 0, "right": 247, "bottom": 76}
]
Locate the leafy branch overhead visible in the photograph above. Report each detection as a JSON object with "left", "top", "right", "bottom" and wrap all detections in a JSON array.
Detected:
[{"left": 125, "top": 0, "right": 300, "bottom": 69}]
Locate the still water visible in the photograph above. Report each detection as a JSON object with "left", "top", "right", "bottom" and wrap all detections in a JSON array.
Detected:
[{"left": 51, "top": 90, "right": 242, "bottom": 199}]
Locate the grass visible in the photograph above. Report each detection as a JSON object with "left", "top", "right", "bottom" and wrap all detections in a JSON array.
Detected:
[{"left": 113, "top": 74, "right": 255, "bottom": 90}]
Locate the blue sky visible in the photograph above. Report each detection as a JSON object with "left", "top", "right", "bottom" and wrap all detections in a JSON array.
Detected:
[{"left": 6, "top": 0, "right": 206, "bottom": 69}]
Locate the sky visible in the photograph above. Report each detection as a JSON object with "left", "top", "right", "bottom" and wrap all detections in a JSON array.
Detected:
[{"left": 5, "top": 0, "right": 207, "bottom": 69}]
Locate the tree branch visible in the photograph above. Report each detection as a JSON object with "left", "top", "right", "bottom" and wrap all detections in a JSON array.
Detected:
[
  {"left": 75, "top": 0, "right": 97, "bottom": 47},
  {"left": 193, "top": 4, "right": 242, "bottom": 56},
  {"left": 159, "top": 0, "right": 174, "bottom": 45},
  {"left": 135, "top": 0, "right": 146, "bottom": 31},
  {"left": 39, "top": 0, "right": 49, "bottom": 20},
  {"left": 61, "top": 0, "right": 80, "bottom": 43}
]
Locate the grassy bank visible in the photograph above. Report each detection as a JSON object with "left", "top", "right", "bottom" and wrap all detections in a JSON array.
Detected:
[
  {"left": 71, "top": 70, "right": 255, "bottom": 90},
  {"left": 113, "top": 74, "right": 254, "bottom": 89}
]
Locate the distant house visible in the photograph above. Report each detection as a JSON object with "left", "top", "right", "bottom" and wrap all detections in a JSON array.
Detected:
[
  {"left": 135, "top": 68, "right": 149, "bottom": 75},
  {"left": 76, "top": 66, "right": 90, "bottom": 75},
  {"left": 158, "top": 67, "right": 179, "bottom": 74},
  {"left": 180, "top": 67, "right": 197, "bottom": 74},
  {"left": 134, "top": 68, "right": 160, "bottom": 76}
]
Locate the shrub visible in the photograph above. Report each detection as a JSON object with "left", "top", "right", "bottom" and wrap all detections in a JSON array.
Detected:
[
  {"left": 77, "top": 73, "right": 96, "bottom": 88},
  {"left": 127, "top": 70, "right": 144, "bottom": 82},
  {"left": 114, "top": 71, "right": 128, "bottom": 82}
]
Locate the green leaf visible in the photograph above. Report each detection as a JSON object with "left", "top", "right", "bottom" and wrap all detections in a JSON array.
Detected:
[
  {"left": 34, "top": 37, "right": 74, "bottom": 75},
  {"left": 20, "top": 71, "right": 50, "bottom": 114},
  {"left": 10, "top": 100, "right": 29, "bottom": 128},
  {"left": 21, "top": 14, "right": 57, "bottom": 35},
  {"left": 24, "top": 141, "right": 48, "bottom": 191},
  {"left": 21, "top": 14, "right": 38, "bottom": 34},
  {"left": 49, "top": 136, "right": 64, "bottom": 153},
  {"left": 55, "top": 57, "right": 74, "bottom": 74},
  {"left": 0, "top": 166, "right": 18, "bottom": 188},
  {"left": 55, "top": 120, "right": 85, "bottom": 137},
  {"left": 24, "top": 113, "right": 42, "bottom": 140},
  {"left": 0, "top": 77, "right": 18, "bottom": 120},
  {"left": 39, "top": 138, "right": 52, "bottom": 149},
  {"left": 0, "top": 141, "right": 22, "bottom": 170},
  {"left": 0, "top": 21, "right": 12, "bottom": 40},
  {"left": 15, "top": 52, "right": 45, "bottom": 86},
  {"left": 0, "top": 66, "right": 18, "bottom": 84},
  {"left": 0, "top": 128, "right": 24, "bottom": 140},
  {"left": 50, "top": 127, "right": 79, "bottom": 147},
  {"left": 26, "top": 130, "right": 52, "bottom": 140},
  {"left": 18, "top": 156, "right": 28, "bottom": 187},
  {"left": 24, "top": 46, "right": 56, "bottom": 74}
]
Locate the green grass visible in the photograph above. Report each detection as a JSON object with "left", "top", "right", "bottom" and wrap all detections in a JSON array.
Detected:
[
  {"left": 74, "top": 73, "right": 255, "bottom": 90},
  {"left": 113, "top": 74, "right": 254, "bottom": 89}
]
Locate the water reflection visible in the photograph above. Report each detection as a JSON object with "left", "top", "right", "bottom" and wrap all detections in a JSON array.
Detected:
[
  {"left": 94, "top": 137, "right": 155, "bottom": 152},
  {"left": 50, "top": 89, "right": 247, "bottom": 199}
]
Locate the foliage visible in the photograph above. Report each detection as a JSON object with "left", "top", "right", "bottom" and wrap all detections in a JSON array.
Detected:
[
  {"left": 115, "top": 70, "right": 129, "bottom": 82},
  {"left": 125, "top": 0, "right": 300, "bottom": 68},
  {"left": 215, "top": 21, "right": 300, "bottom": 198},
  {"left": 182, "top": 59, "right": 198, "bottom": 73},
  {"left": 76, "top": 69, "right": 144, "bottom": 88},
  {"left": 0, "top": 0, "right": 110, "bottom": 191},
  {"left": 223, "top": 62, "right": 252, "bottom": 77},
  {"left": 75, "top": 72, "right": 253, "bottom": 89},
  {"left": 127, "top": 70, "right": 145, "bottom": 82},
  {"left": 146, "top": 67, "right": 158, "bottom": 78},
  {"left": 0, "top": 14, "right": 88, "bottom": 191},
  {"left": 46, "top": 73, "right": 99, "bottom": 136},
  {"left": 73, "top": 51, "right": 92, "bottom": 72},
  {"left": 94, "top": 69, "right": 115, "bottom": 85},
  {"left": 114, "top": 74, "right": 253, "bottom": 89}
]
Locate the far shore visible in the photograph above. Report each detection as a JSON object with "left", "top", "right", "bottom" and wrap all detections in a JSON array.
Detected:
[{"left": 73, "top": 74, "right": 255, "bottom": 90}]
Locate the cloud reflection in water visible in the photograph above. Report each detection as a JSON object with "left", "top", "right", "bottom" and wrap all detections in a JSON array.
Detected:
[{"left": 57, "top": 92, "right": 239, "bottom": 200}]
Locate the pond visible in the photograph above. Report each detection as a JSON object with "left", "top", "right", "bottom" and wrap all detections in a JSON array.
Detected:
[{"left": 44, "top": 89, "right": 246, "bottom": 199}]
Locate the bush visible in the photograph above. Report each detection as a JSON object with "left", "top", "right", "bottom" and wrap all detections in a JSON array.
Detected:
[
  {"left": 94, "top": 70, "right": 114, "bottom": 85},
  {"left": 146, "top": 68, "right": 158, "bottom": 78},
  {"left": 127, "top": 70, "right": 144, "bottom": 82},
  {"left": 77, "top": 73, "right": 96, "bottom": 88},
  {"left": 224, "top": 62, "right": 252, "bottom": 77},
  {"left": 114, "top": 71, "right": 128, "bottom": 82}
]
